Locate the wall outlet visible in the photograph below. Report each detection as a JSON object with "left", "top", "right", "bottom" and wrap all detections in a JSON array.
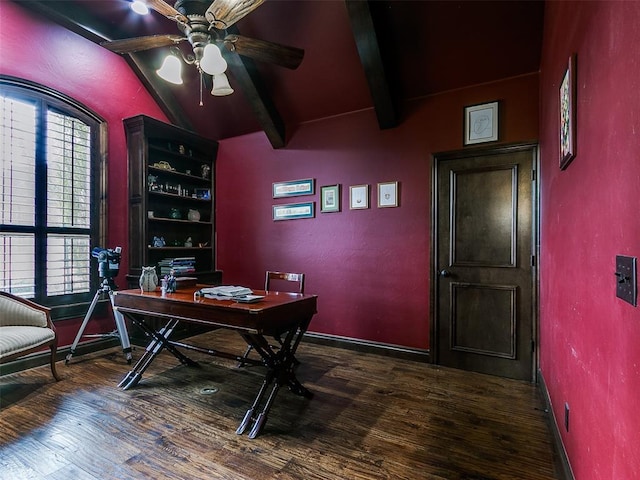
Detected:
[
  {"left": 615, "top": 255, "right": 637, "bottom": 306},
  {"left": 564, "top": 402, "right": 570, "bottom": 432}
]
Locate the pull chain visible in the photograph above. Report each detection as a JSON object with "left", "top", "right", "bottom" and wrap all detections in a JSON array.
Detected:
[{"left": 199, "top": 70, "right": 204, "bottom": 106}]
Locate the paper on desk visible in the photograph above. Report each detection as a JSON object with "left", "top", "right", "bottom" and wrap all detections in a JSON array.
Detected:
[{"left": 199, "top": 286, "right": 253, "bottom": 298}]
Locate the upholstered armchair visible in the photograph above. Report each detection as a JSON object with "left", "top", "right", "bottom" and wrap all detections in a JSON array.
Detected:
[{"left": 0, "top": 291, "right": 61, "bottom": 381}]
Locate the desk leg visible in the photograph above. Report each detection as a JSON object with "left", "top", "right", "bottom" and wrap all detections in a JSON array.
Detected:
[
  {"left": 237, "top": 328, "right": 313, "bottom": 438},
  {"left": 236, "top": 369, "right": 274, "bottom": 436},
  {"left": 118, "top": 317, "right": 198, "bottom": 390},
  {"left": 118, "top": 318, "right": 178, "bottom": 389}
]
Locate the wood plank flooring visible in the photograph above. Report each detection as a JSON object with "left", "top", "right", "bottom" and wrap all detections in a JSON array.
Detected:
[{"left": 0, "top": 330, "right": 560, "bottom": 480}]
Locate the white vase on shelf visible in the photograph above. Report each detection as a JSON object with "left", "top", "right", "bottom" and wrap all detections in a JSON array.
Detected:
[{"left": 187, "top": 209, "right": 201, "bottom": 222}]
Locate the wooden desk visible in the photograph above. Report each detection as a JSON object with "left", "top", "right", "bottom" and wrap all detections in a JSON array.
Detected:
[{"left": 113, "top": 287, "right": 318, "bottom": 438}]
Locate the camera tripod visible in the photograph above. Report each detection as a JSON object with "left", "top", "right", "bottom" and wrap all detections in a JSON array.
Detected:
[{"left": 65, "top": 278, "right": 132, "bottom": 364}]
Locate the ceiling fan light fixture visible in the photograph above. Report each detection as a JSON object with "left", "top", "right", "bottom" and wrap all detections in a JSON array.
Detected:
[
  {"left": 211, "top": 73, "right": 234, "bottom": 96},
  {"left": 130, "top": 1, "right": 149, "bottom": 15},
  {"left": 157, "top": 54, "right": 183, "bottom": 84},
  {"left": 200, "top": 44, "right": 227, "bottom": 76}
]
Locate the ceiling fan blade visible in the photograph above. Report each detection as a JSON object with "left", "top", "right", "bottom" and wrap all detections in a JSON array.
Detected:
[
  {"left": 223, "top": 34, "right": 304, "bottom": 70},
  {"left": 145, "top": 0, "right": 189, "bottom": 24},
  {"left": 100, "top": 35, "right": 186, "bottom": 54},
  {"left": 205, "top": 0, "right": 265, "bottom": 29}
]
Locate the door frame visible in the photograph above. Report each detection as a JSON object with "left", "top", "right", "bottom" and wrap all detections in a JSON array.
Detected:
[{"left": 430, "top": 141, "right": 540, "bottom": 382}]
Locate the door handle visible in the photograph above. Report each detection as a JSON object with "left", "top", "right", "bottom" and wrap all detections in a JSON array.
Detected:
[{"left": 439, "top": 269, "right": 452, "bottom": 277}]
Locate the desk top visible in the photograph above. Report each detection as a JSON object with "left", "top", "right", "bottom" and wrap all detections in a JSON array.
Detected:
[{"left": 114, "top": 287, "right": 317, "bottom": 333}]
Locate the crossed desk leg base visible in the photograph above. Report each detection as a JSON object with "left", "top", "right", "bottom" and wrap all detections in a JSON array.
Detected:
[
  {"left": 117, "top": 314, "right": 312, "bottom": 438},
  {"left": 118, "top": 317, "right": 199, "bottom": 390},
  {"left": 236, "top": 328, "right": 313, "bottom": 439}
]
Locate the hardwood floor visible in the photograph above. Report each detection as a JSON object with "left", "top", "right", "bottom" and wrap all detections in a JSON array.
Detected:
[{"left": 0, "top": 330, "right": 560, "bottom": 480}]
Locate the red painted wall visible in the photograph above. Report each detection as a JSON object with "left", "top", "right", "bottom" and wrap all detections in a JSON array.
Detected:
[
  {"left": 539, "top": 2, "right": 640, "bottom": 478},
  {"left": 0, "top": 2, "right": 168, "bottom": 344},
  {"left": 216, "top": 73, "right": 539, "bottom": 349}
]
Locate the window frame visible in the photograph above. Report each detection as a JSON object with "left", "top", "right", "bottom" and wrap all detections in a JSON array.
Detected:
[{"left": 1, "top": 75, "right": 108, "bottom": 319}]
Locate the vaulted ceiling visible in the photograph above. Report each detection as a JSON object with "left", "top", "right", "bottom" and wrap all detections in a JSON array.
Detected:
[{"left": 22, "top": 0, "right": 544, "bottom": 147}]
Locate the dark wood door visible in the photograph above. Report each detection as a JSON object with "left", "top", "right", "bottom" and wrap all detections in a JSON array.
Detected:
[{"left": 432, "top": 144, "right": 538, "bottom": 381}]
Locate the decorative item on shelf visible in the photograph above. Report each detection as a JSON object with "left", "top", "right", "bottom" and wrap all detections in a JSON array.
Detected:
[
  {"left": 201, "top": 164, "right": 211, "bottom": 179},
  {"left": 178, "top": 145, "right": 186, "bottom": 155},
  {"left": 148, "top": 211, "right": 154, "bottom": 218},
  {"left": 165, "top": 183, "right": 180, "bottom": 195},
  {"left": 185, "top": 169, "right": 191, "bottom": 175},
  {"left": 165, "top": 270, "right": 177, "bottom": 293},
  {"left": 152, "top": 160, "right": 175, "bottom": 171},
  {"left": 198, "top": 241, "right": 209, "bottom": 248},
  {"left": 148, "top": 174, "right": 159, "bottom": 191},
  {"left": 195, "top": 188, "right": 211, "bottom": 199},
  {"left": 187, "top": 209, "right": 201, "bottom": 222},
  {"left": 184, "top": 237, "right": 193, "bottom": 247},
  {"left": 153, "top": 236, "right": 166, "bottom": 247},
  {"left": 169, "top": 208, "right": 181, "bottom": 219},
  {"left": 139, "top": 266, "right": 158, "bottom": 292}
]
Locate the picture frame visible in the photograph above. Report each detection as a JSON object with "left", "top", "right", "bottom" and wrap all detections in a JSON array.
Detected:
[
  {"left": 377, "top": 181, "right": 399, "bottom": 208},
  {"left": 464, "top": 101, "right": 499, "bottom": 145},
  {"left": 559, "top": 54, "right": 577, "bottom": 169},
  {"left": 320, "top": 184, "right": 341, "bottom": 213},
  {"left": 272, "top": 202, "right": 315, "bottom": 221},
  {"left": 272, "top": 178, "right": 315, "bottom": 198},
  {"left": 349, "top": 184, "right": 369, "bottom": 210}
]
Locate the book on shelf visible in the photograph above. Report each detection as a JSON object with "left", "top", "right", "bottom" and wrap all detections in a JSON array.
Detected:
[{"left": 158, "top": 257, "right": 196, "bottom": 275}]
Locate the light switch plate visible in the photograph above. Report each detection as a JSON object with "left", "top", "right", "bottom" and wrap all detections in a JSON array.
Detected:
[{"left": 615, "top": 255, "right": 637, "bottom": 307}]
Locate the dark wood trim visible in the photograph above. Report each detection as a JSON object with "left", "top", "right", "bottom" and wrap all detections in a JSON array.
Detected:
[
  {"left": 0, "top": 320, "right": 208, "bottom": 376},
  {"left": 304, "top": 332, "right": 429, "bottom": 363},
  {"left": 538, "top": 370, "right": 576, "bottom": 480},
  {"left": 345, "top": 0, "right": 398, "bottom": 130},
  {"left": 0, "top": 338, "right": 119, "bottom": 377}
]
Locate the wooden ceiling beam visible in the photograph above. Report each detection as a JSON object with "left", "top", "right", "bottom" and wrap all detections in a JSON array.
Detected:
[
  {"left": 345, "top": 0, "right": 398, "bottom": 130},
  {"left": 224, "top": 26, "right": 286, "bottom": 149}
]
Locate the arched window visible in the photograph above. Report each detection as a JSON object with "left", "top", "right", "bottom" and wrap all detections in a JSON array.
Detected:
[{"left": 1, "top": 76, "right": 107, "bottom": 317}]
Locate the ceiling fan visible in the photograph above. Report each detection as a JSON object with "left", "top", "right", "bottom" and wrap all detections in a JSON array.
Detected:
[{"left": 100, "top": 0, "right": 304, "bottom": 94}]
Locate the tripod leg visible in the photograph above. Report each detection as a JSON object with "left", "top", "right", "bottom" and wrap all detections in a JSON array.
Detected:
[
  {"left": 109, "top": 291, "right": 132, "bottom": 363},
  {"left": 65, "top": 290, "right": 102, "bottom": 364}
]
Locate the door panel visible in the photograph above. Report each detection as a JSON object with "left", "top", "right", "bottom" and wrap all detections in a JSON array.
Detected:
[
  {"left": 433, "top": 144, "right": 537, "bottom": 381},
  {"left": 453, "top": 167, "right": 516, "bottom": 266}
]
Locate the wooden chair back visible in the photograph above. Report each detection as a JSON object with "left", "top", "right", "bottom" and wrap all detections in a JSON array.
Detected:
[{"left": 264, "top": 271, "right": 305, "bottom": 294}]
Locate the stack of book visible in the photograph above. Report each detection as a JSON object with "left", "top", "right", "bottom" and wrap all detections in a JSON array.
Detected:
[{"left": 158, "top": 257, "right": 196, "bottom": 276}]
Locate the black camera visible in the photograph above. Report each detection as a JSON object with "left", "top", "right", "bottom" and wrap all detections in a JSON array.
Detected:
[{"left": 92, "top": 247, "right": 122, "bottom": 284}]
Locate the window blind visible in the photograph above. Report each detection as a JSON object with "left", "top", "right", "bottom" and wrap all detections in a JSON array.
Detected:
[{"left": 0, "top": 94, "right": 93, "bottom": 298}]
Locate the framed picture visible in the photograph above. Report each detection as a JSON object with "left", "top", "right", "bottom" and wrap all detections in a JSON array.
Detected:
[
  {"left": 320, "top": 184, "right": 340, "bottom": 213},
  {"left": 273, "top": 202, "right": 315, "bottom": 221},
  {"left": 464, "top": 101, "right": 499, "bottom": 145},
  {"left": 272, "top": 178, "right": 314, "bottom": 198},
  {"left": 349, "top": 184, "right": 369, "bottom": 210},
  {"left": 377, "top": 181, "right": 399, "bottom": 208},
  {"left": 559, "top": 54, "right": 577, "bottom": 169}
]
